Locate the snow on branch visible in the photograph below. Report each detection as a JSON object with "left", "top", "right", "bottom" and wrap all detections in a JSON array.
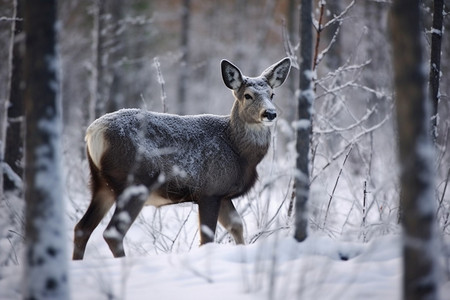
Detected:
[
  {"left": 0, "top": 17, "right": 23, "bottom": 22},
  {"left": 311, "top": 107, "right": 392, "bottom": 183},
  {"left": 321, "top": 0, "right": 356, "bottom": 31},
  {"left": 316, "top": 60, "right": 372, "bottom": 84}
]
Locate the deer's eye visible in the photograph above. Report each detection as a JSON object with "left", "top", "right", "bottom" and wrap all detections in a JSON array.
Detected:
[{"left": 244, "top": 94, "right": 253, "bottom": 100}]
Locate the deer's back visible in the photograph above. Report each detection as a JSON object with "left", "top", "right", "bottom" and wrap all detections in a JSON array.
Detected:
[{"left": 88, "top": 109, "right": 250, "bottom": 202}]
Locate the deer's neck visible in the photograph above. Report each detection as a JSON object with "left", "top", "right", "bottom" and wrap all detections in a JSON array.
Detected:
[{"left": 228, "top": 107, "right": 271, "bottom": 166}]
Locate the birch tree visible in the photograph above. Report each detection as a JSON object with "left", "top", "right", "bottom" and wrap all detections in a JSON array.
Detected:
[
  {"left": 23, "top": 0, "right": 69, "bottom": 298},
  {"left": 294, "top": 0, "right": 313, "bottom": 242},
  {"left": 389, "top": 0, "right": 440, "bottom": 299}
]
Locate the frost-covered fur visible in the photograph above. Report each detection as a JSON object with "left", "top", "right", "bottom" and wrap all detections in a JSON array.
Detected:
[{"left": 73, "top": 58, "right": 291, "bottom": 259}]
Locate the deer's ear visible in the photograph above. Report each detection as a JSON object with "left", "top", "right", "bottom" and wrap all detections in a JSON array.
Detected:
[
  {"left": 262, "top": 58, "right": 291, "bottom": 88},
  {"left": 221, "top": 60, "right": 244, "bottom": 90}
]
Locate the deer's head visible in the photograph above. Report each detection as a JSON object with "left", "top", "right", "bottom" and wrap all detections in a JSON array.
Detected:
[{"left": 221, "top": 58, "right": 291, "bottom": 126}]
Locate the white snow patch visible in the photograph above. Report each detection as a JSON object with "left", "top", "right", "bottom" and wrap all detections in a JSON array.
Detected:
[
  {"left": 118, "top": 185, "right": 149, "bottom": 208},
  {"left": 0, "top": 233, "right": 416, "bottom": 300},
  {"left": 103, "top": 227, "right": 122, "bottom": 240},
  {"left": 430, "top": 28, "right": 442, "bottom": 36},
  {"left": 117, "top": 212, "right": 131, "bottom": 224},
  {"left": 304, "top": 69, "right": 316, "bottom": 81},
  {"left": 292, "top": 119, "right": 311, "bottom": 130},
  {"left": 201, "top": 225, "right": 215, "bottom": 240},
  {"left": 1, "top": 162, "right": 23, "bottom": 190}
]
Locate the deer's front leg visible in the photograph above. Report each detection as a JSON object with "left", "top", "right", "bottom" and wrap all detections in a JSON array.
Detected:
[{"left": 198, "top": 197, "right": 221, "bottom": 245}]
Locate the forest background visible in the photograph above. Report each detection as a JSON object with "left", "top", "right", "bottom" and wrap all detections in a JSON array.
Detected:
[{"left": 0, "top": 0, "right": 449, "bottom": 297}]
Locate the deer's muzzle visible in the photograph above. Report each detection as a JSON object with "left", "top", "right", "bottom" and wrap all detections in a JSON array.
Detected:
[{"left": 262, "top": 109, "right": 277, "bottom": 122}]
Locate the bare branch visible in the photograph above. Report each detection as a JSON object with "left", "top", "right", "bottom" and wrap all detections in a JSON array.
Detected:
[
  {"left": 322, "top": 0, "right": 356, "bottom": 30},
  {"left": 323, "top": 146, "right": 353, "bottom": 228},
  {"left": 311, "top": 108, "right": 392, "bottom": 183}
]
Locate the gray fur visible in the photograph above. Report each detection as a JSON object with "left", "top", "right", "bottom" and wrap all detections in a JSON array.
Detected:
[{"left": 73, "top": 58, "right": 291, "bottom": 259}]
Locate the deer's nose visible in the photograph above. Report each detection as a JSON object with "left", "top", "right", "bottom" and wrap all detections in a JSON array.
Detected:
[{"left": 262, "top": 109, "right": 277, "bottom": 121}]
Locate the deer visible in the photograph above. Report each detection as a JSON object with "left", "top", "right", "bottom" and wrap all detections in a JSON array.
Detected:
[{"left": 72, "top": 57, "right": 291, "bottom": 259}]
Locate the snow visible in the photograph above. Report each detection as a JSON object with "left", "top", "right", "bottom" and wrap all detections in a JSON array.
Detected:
[
  {"left": 1, "top": 162, "right": 23, "bottom": 190},
  {"left": 292, "top": 119, "right": 311, "bottom": 130},
  {"left": 0, "top": 233, "right": 411, "bottom": 300},
  {"left": 18, "top": 232, "right": 450, "bottom": 299},
  {"left": 430, "top": 28, "right": 442, "bottom": 36}
]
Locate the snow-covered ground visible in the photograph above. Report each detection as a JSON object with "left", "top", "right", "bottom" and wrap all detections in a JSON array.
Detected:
[
  {"left": 0, "top": 233, "right": 392, "bottom": 299},
  {"left": 3, "top": 231, "right": 449, "bottom": 300}
]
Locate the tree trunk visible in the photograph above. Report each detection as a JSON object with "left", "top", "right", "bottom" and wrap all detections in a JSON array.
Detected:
[
  {"left": 0, "top": 98, "right": 5, "bottom": 200},
  {"left": 4, "top": 0, "right": 25, "bottom": 193},
  {"left": 95, "top": 0, "right": 107, "bottom": 119},
  {"left": 106, "top": 0, "right": 125, "bottom": 113},
  {"left": 0, "top": 5, "right": 12, "bottom": 199},
  {"left": 429, "top": 0, "right": 444, "bottom": 142},
  {"left": 178, "top": 0, "right": 191, "bottom": 115},
  {"left": 23, "top": 0, "right": 69, "bottom": 298},
  {"left": 294, "top": 0, "right": 313, "bottom": 242},
  {"left": 389, "top": 0, "right": 440, "bottom": 299},
  {"left": 325, "top": 0, "right": 342, "bottom": 71}
]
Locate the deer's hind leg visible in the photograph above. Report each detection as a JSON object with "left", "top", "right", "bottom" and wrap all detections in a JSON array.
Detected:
[
  {"left": 103, "top": 185, "right": 149, "bottom": 257},
  {"left": 73, "top": 174, "right": 115, "bottom": 260}
]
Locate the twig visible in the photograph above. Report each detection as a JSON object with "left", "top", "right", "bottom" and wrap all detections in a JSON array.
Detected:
[
  {"left": 153, "top": 57, "right": 167, "bottom": 113},
  {"left": 323, "top": 145, "right": 353, "bottom": 228},
  {"left": 282, "top": 19, "right": 299, "bottom": 70},
  {"left": 312, "top": 0, "right": 356, "bottom": 71},
  {"left": 315, "top": 104, "right": 378, "bottom": 134},
  {"left": 315, "top": 20, "right": 342, "bottom": 67},
  {"left": 363, "top": 181, "right": 367, "bottom": 224},
  {"left": 265, "top": 177, "right": 293, "bottom": 229},
  {"left": 170, "top": 205, "right": 194, "bottom": 251},
  {"left": 316, "top": 59, "right": 372, "bottom": 84},
  {"left": 0, "top": 17, "right": 23, "bottom": 22},
  {"left": 321, "top": 0, "right": 356, "bottom": 30},
  {"left": 312, "top": 108, "right": 391, "bottom": 183},
  {"left": 312, "top": 2, "right": 325, "bottom": 71},
  {"left": 362, "top": 181, "right": 368, "bottom": 242},
  {"left": 437, "top": 167, "right": 450, "bottom": 220}
]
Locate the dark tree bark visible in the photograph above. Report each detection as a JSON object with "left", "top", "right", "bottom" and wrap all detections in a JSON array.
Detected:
[
  {"left": 429, "top": 0, "right": 444, "bottom": 142},
  {"left": 294, "top": 0, "right": 313, "bottom": 242},
  {"left": 325, "top": 0, "right": 342, "bottom": 71},
  {"left": 389, "top": 0, "right": 440, "bottom": 299},
  {"left": 233, "top": 0, "right": 247, "bottom": 63},
  {"left": 4, "top": 0, "right": 25, "bottom": 193},
  {"left": 93, "top": 0, "right": 107, "bottom": 121},
  {"left": 0, "top": 6, "right": 12, "bottom": 199},
  {"left": 23, "top": 0, "right": 69, "bottom": 298},
  {"left": 285, "top": 0, "right": 299, "bottom": 124},
  {"left": 106, "top": 0, "right": 125, "bottom": 113},
  {"left": 0, "top": 100, "right": 5, "bottom": 199},
  {"left": 178, "top": 0, "right": 191, "bottom": 115}
]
